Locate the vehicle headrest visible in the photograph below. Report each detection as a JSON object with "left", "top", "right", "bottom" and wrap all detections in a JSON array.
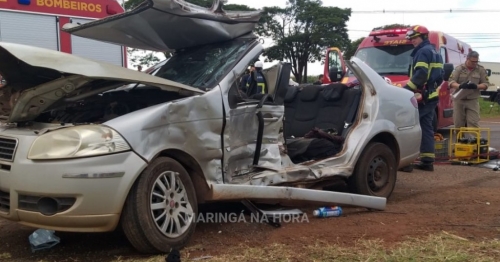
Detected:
[
  {"left": 299, "top": 85, "right": 322, "bottom": 102},
  {"left": 321, "top": 83, "right": 348, "bottom": 101},
  {"left": 284, "top": 86, "right": 300, "bottom": 103}
]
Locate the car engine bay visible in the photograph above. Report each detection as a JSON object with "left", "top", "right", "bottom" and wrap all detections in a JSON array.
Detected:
[{"left": 33, "top": 87, "right": 186, "bottom": 124}]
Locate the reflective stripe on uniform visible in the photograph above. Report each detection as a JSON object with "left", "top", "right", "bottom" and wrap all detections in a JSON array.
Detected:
[
  {"left": 258, "top": 83, "right": 266, "bottom": 94},
  {"left": 420, "top": 153, "right": 435, "bottom": 158},
  {"left": 428, "top": 90, "right": 439, "bottom": 99},
  {"left": 414, "top": 62, "right": 429, "bottom": 69},
  {"left": 407, "top": 81, "right": 417, "bottom": 90},
  {"left": 425, "top": 62, "right": 443, "bottom": 100},
  {"left": 426, "top": 62, "right": 443, "bottom": 81}
]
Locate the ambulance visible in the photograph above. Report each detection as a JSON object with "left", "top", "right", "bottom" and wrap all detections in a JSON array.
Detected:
[
  {"left": 480, "top": 61, "right": 500, "bottom": 101},
  {"left": 323, "top": 28, "right": 473, "bottom": 131}
]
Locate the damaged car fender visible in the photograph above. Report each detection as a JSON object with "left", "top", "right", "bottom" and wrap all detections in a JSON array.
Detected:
[{"left": 103, "top": 86, "right": 226, "bottom": 183}]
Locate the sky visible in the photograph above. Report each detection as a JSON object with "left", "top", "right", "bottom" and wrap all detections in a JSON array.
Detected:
[{"left": 224, "top": 0, "right": 500, "bottom": 75}]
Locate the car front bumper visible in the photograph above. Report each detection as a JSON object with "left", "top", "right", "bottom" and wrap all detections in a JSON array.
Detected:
[{"left": 0, "top": 133, "right": 148, "bottom": 232}]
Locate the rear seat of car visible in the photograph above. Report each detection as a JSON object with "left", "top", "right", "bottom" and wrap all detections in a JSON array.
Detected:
[{"left": 283, "top": 83, "right": 362, "bottom": 139}]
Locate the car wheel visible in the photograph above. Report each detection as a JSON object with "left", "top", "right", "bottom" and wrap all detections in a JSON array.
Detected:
[
  {"left": 348, "top": 142, "right": 397, "bottom": 198},
  {"left": 121, "top": 157, "right": 198, "bottom": 254}
]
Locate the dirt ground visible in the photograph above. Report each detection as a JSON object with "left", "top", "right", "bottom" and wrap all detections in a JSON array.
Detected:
[{"left": 1, "top": 119, "right": 500, "bottom": 261}]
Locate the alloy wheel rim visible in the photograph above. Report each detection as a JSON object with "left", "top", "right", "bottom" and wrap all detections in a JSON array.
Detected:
[{"left": 150, "top": 171, "right": 194, "bottom": 238}]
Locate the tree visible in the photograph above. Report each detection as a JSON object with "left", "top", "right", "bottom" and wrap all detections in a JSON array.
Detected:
[
  {"left": 256, "top": 0, "right": 351, "bottom": 83},
  {"left": 372, "top": 23, "right": 410, "bottom": 31},
  {"left": 344, "top": 37, "right": 364, "bottom": 60},
  {"left": 123, "top": 0, "right": 255, "bottom": 69}
]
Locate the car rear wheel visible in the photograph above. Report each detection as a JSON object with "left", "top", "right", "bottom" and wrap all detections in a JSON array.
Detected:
[
  {"left": 348, "top": 142, "right": 397, "bottom": 198},
  {"left": 121, "top": 157, "right": 198, "bottom": 254}
]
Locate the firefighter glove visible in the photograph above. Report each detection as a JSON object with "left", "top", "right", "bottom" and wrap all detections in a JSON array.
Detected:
[
  {"left": 458, "top": 82, "right": 469, "bottom": 89},
  {"left": 466, "top": 82, "right": 478, "bottom": 89}
]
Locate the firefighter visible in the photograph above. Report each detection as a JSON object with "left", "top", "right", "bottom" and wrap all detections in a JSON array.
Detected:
[
  {"left": 403, "top": 25, "right": 444, "bottom": 171},
  {"left": 246, "top": 61, "right": 267, "bottom": 97},
  {"left": 448, "top": 51, "right": 490, "bottom": 128}
]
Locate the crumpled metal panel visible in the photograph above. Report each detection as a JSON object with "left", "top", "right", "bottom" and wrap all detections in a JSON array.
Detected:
[
  {"left": 62, "top": 0, "right": 263, "bottom": 52},
  {"left": 105, "top": 87, "right": 225, "bottom": 184},
  {"left": 227, "top": 104, "right": 284, "bottom": 178},
  {"left": 229, "top": 163, "right": 353, "bottom": 186},
  {"left": 0, "top": 42, "right": 203, "bottom": 122}
]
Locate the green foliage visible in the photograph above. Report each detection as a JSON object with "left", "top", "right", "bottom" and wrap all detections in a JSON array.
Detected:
[
  {"left": 256, "top": 0, "right": 351, "bottom": 83},
  {"left": 344, "top": 37, "right": 364, "bottom": 60},
  {"left": 372, "top": 23, "right": 411, "bottom": 31},
  {"left": 305, "top": 75, "right": 322, "bottom": 84}
]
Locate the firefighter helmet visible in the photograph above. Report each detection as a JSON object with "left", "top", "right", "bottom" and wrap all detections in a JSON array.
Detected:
[{"left": 406, "top": 25, "right": 429, "bottom": 39}]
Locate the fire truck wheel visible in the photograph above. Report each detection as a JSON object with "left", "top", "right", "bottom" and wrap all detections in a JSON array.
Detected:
[
  {"left": 348, "top": 142, "right": 397, "bottom": 199},
  {"left": 121, "top": 157, "right": 198, "bottom": 254}
]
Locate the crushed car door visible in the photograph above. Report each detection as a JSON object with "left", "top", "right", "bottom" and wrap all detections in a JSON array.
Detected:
[{"left": 225, "top": 62, "right": 292, "bottom": 179}]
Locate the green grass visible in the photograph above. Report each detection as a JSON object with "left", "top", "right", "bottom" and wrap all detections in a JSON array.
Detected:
[
  {"left": 480, "top": 98, "right": 500, "bottom": 118},
  {"left": 110, "top": 232, "right": 500, "bottom": 262},
  {"left": 0, "top": 253, "right": 11, "bottom": 260}
]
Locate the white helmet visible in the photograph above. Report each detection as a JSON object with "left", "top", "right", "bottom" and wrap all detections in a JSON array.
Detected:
[{"left": 254, "top": 61, "right": 263, "bottom": 68}]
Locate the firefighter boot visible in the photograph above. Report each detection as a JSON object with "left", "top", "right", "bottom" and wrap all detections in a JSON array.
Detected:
[
  {"left": 414, "top": 161, "right": 434, "bottom": 172},
  {"left": 399, "top": 165, "right": 414, "bottom": 172}
]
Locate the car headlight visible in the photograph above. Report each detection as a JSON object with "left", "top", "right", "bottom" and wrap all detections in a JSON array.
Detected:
[{"left": 28, "top": 125, "right": 131, "bottom": 160}]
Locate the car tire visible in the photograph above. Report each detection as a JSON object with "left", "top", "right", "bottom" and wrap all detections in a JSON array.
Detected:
[
  {"left": 121, "top": 157, "right": 198, "bottom": 254},
  {"left": 348, "top": 142, "right": 397, "bottom": 198}
]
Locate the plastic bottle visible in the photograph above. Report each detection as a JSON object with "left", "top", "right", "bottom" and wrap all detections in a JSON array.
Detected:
[{"left": 313, "top": 206, "right": 342, "bottom": 218}]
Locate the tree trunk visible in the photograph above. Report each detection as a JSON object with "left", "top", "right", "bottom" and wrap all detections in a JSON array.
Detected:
[
  {"left": 304, "top": 62, "right": 307, "bottom": 81},
  {"left": 296, "top": 63, "right": 304, "bottom": 83},
  {"left": 292, "top": 70, "right": 301, "bottom": 84}
]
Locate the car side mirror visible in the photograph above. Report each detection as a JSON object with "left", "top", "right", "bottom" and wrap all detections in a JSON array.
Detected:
[
  {"left": 443, "top": 63, "right": 454, "bottom": 81},
  {"left": 486, "top": 69, "right": 492, "bottom": 77},
  {"left": 329, "top": 67, "right": 340, "bottom": 82}
]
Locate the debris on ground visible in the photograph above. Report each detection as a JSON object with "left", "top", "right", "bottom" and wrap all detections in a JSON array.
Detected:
[
  {"left": 28, "top": 229, "right": 60, "bottom": 253},
  {"left": 477, "top": 159, "right": 500, "bottom": 171},
  {"left": 192, "top": 256, "right": 213, "bottom": 261},
  {"left": 165, "top": 248, "right": 181, "bottom": 262},
  {"left": 313, "top": 206, "right": 343, "bottom": 218}
]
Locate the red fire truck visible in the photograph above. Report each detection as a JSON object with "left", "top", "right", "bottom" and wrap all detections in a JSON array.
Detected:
[
  {"left": 0, "top": 0, "right": 126, "bottom": 67},
  {"left": 323, "top": 28, "right": 473, "bottom": 131}
]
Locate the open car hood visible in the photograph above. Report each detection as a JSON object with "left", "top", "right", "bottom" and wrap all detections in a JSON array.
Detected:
[
  {"left": 0, "top": 42, "right": 204, "bottom": 123},
  {"left": 62, "top": 0, "right": 263, "bottom": 52}
]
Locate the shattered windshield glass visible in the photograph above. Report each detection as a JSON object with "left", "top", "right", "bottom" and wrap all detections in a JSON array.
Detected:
[{"left": 153, "top": 38, "right": 255, "bottom": 90}]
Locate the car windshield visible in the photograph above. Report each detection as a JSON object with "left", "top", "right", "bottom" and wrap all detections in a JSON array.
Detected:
[
  {"left": 354, "top": 45, "right": 414, "bottom": 75},
  {"left": 152, "top": 38, "right": 255, "bottom": 90}
]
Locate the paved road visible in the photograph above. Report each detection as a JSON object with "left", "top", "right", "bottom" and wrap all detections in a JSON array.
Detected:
[
  {"left": 478, "top": 119, "right": 500, "bottom": 149},
  {"left": 438, "top": 119, "right": 500, "bottom": 149}
]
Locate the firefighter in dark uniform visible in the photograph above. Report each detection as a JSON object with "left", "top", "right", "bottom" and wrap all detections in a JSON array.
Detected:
[
  {"left": 246, "top": 61, "right": 267, "bottom": 97},
  {"left": 403, "top": 25, "right": 444, "bottom": 171}
]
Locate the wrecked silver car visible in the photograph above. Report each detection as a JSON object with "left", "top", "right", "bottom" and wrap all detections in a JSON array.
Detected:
[{"left": 0, "top": 0, "right": 421, "bottom": 254}]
